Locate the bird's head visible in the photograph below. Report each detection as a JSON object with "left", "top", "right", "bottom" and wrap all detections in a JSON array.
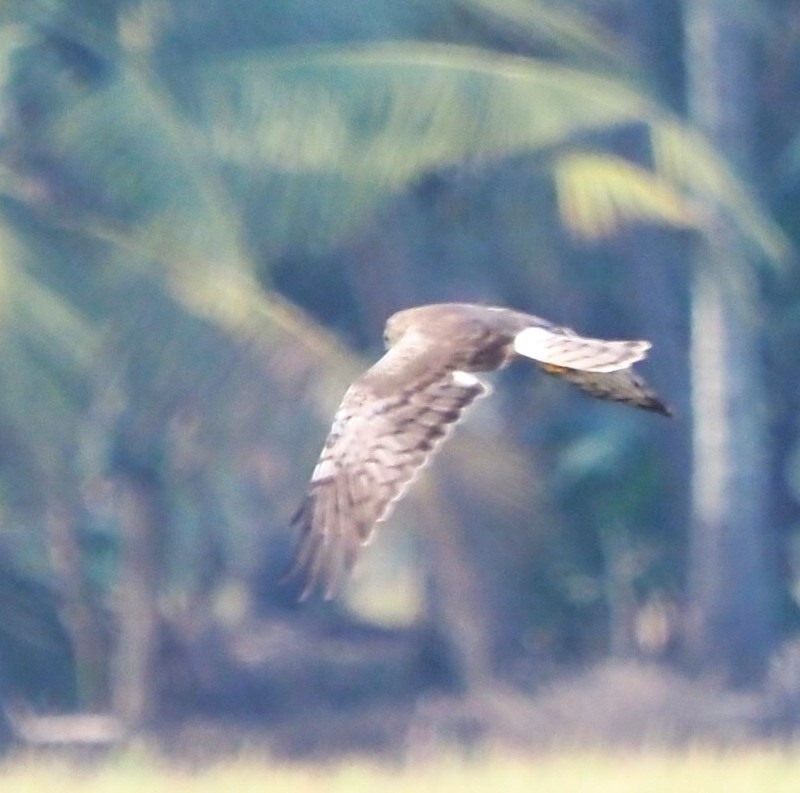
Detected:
[
  {"left": 383, "top": 309, "right": 413, "bottom": 349},
  {"left": 384, "top": 304, "right": 476, "bottom": 350}
]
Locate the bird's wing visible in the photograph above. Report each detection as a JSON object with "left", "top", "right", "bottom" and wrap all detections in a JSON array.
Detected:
[
  {"left": 511, "top": 321, "right": 671, "bottom": 415},
  {"left": 537, "top": 363, "right": 672, "bottom": 416},
  {"left": 513, "top": 325, "right": 650, "bottom": 373},
  {"left": 286, "top": 342, "right": 488, "bottom": 600}
]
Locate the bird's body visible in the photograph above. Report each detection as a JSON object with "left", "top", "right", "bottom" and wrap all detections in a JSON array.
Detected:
[{"left": 288, "top": 303, "right": 670, "bottom": 600}]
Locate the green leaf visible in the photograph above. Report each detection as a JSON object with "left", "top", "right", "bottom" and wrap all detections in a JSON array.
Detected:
[
  {"left": 554, "top": 152, "right": 696, "bottom": 239},
  {"left": 194, "top": 42, "right": 659, "bottom": 183},
  {"left": 652, "top": 122, "right": 790, "bottom": 263},
  {"left": 457, "top": 0, "right": 627, "bottom": 67},
  {"left": 187, "top": 43, "right": 786, "bottom": 261}
]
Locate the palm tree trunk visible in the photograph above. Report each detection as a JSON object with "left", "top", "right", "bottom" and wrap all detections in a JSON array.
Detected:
[
  {"left": 682, "top": 0, "right": 776, "bottom": 683},
  {"left": 46, "top": 502, "right": 108, "bottom": 709},
  {"left": 111, "top": 468, "right": 164, "bottom": 728}
]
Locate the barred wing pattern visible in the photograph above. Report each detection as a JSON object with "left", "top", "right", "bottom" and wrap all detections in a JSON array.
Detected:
[
  {"left": 287, "top": 353, "right": 487, "bottom": 600},
  {"left": 287, "top": 303, "right": 670, "bottom": 600},
  {"left": 512, "top": 325, "right": 651, "bottom": 373},
  {"left": 537, "top": 363, "right": 671, "bottom": 414}
]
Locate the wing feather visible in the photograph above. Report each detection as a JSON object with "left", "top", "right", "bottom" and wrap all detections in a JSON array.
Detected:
[
  {"left": 539, "top": 364, "right": 673, "bottom": 416},
  {"left": 514, "top": 325, "right": 650, "bottom": 372},
  {"left": 513, "top": 321, "right": 671, "bottom": 415},
  {"left": 287, "top": 344, "right": 487, "bottom": 600}
]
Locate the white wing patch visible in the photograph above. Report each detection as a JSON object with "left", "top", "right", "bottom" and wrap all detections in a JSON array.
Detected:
[
  {"left": 513, "top": 326, "right": 650, "bottom": 373},
  {"left": 311, "top": 457, "right": 337, "bottom": 482},
  {"left": 512, "top": 326, "right": 556, "bottom": 359},
  {"left": 452, "top": 370, "right": 482, "bottom": 388}
]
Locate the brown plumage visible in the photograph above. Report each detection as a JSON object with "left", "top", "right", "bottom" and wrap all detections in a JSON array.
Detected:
[{"left": 287, "top": 303, "right": 671, "bottom": 600}]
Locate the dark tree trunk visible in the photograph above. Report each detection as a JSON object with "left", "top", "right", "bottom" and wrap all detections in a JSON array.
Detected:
[
  {"left": 682, "top": 0, "right": 777, "bottom": 684},
  {"left": 111, "top": 467, "right": 164, "bottom": 728},
  {"left": 47, "top": 502, "right": 109, "bottom": 709}
]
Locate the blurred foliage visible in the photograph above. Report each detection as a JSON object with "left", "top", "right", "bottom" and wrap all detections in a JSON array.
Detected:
[{"left": 0, "top": 0, "right": 794, "bottom": 730}]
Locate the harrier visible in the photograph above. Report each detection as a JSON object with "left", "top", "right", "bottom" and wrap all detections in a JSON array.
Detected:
[{"left": 287, "top": 303, "right": 670, "bottom": 600}]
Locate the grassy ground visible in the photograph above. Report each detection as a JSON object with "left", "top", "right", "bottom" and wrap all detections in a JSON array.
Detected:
[{"left": 4, "top": 747, "right": 800, "bottom": 793}]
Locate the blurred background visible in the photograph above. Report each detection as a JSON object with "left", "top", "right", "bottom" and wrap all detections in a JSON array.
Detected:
[{"left": 0, "top": 0, "right": 799, "bottom": 760}]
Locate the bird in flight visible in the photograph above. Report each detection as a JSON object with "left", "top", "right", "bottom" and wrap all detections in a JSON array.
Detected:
[{"left": 287, "top": 303, "right": 671, "bottom": 600}]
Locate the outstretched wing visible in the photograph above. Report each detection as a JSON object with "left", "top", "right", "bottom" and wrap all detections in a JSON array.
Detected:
[
  {"left": 287, "top": 346, "right": 487, "bottom": 600},
  {"left": 513, "top": 324, "right": 651, "bottom": 373},
  {"left": 511, "top": 320, "right": 671, "bottom": 415},
  {"left": 538, "top": 363, "right": 672, "bottom": 415}
]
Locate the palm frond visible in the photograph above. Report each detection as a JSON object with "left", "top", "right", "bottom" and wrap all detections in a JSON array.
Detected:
[
  {"left": 457, "top": 0, "right": 626, "bottom": 67},
  {"left": 652, "top": 122, "right": 790, "bottom": 263},
  {"left": 0, "top": 216, "right": 95, "bottom": 489},
  {"left": 0, "top": 218, "right": 95, "bottom": 371},
  {"left": 554, "top": 152, "right": 696, "bottom": 240},
  {"left": 187, "top": 43, "right": 785, "bottom": 261},
  {"left": 194, "top": 42, "right": 659, "bottom": 184}
]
